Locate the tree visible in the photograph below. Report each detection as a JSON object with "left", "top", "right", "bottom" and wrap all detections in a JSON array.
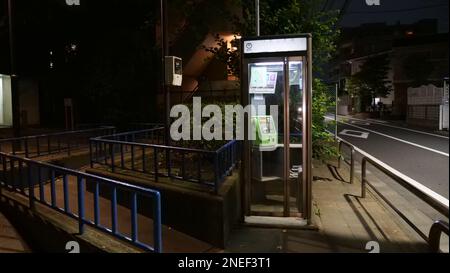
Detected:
[
  {"left": 203, "top": 0, "right": 340, "bottom": 160},
  {"left": 352, "top": 54, "right": 392, "bottom": 110}
]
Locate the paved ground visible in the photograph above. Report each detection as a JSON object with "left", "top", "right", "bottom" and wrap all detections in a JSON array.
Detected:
[
  {"left": 35, "top": 166, "right": 219, "bottom": 253},
  {"left": 335, "top": 116, "right": 449, "bottom": 199},
  {"left": 0, "top": 209, "right": 30, "bottom": 253},
  {"left": 0, "top": 157, "right": 433, "bottom": 253},
  {"left": 0, "top": 126, "right": 443, "bottom": 253},
  {"left": 225, "top": 161, "right": 430, "bottom": 253}
]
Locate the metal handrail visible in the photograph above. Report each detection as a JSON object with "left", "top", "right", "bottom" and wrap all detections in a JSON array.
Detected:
[
  {"left": 127, "top": 123, "right": 164, "bottom": 131},
  {"left": 97, "top": 127, "right": 165, "bottom": 141},
  {"left": 361, "top": 156, "right": 448, "bottom": 215},
  {"left": 361, "top": 156, "right": 449, "bottom": 252},
  {"left": 0, "top": 152, "right": 162, "bottom": 252},
  {"left": 335, "top": 136, "right": 449, "bottom": 252},
  {"left": 0, "top": 126, "right": 116, "bottom": 141},
  {"left": 0, "top": 127, "right": 116, "bottom": 159},
  {"left": 338, "top": 140, "right": 355, "bottom": 184},
  {"left": 89, "top": 133, "right": 240, "bottom": 194},
  {"left": 429, "top": 220, "right": 449, "bottom": 253}
]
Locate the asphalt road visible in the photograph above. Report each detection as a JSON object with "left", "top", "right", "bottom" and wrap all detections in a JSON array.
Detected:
[{"left": 335, "top": 117, "right": 449, "bottom": 199}]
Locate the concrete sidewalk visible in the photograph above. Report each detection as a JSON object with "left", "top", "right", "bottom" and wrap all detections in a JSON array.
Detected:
[{"left": 225, "top": 160, "right": 430, "bottom": 253}]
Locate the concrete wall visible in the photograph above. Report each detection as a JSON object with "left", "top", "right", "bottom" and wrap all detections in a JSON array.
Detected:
[{"left": 86, "top": 168, "right": 242, "bottom": 248}]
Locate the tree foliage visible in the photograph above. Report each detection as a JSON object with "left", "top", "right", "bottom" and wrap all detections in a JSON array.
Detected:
[
  {"left": 351, "top": 54, "right": 392, "bottom": 109},
  {"left": 203, "top": 0, "right": 340, "bottom": 160}
]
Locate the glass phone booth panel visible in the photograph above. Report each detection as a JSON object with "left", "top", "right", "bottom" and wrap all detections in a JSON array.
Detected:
[
  {"left": 248, "top": 59, "right": 286, "bottom": 216},
  {"left": 245, "top": 56, "right": 306, "bottom": 217}
]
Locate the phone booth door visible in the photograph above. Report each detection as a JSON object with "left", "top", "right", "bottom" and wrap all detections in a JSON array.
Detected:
[{"left": 242, "top": 35, "right": 312, "bottom": 221}]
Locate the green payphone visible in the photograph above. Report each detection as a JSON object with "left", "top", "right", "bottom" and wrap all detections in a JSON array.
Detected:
[{"left": 252, "top": 115, "right": 278, "bottom": 150}]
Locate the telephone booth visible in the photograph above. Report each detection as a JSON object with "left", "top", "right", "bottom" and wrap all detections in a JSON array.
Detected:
[{"left": 241, "top": 34, "right": 313, "bottom": 223}]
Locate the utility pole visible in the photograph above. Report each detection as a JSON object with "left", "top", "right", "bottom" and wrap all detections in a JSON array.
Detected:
[
  {"left": 335, "top": 83, "right": 338, "bottom": 139},
  {"left": 8, "top": 0, "right": 21, "bottom": 139},
  {"left": 255, "top": 0, "right": 260, "bottom": 36},
  {"left": 160, "top": 0, "right": 170, "bottom": 145}
]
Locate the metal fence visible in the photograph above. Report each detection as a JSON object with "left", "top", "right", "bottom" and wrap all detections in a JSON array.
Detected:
[
  {"left": 0, "top": 127, "right": 116, "bottom": 159},
  {"left": 338, "top": 137, "right": 449, "bottom": 252},
  {"left": 0, "top": 152, "right": 162, "bottom": 252},
  {"left": 407, "top": 104, "right": 440, "bottom": 121},
  {"left": 89, "top": 128, "right": 240, "bottom": 194}
]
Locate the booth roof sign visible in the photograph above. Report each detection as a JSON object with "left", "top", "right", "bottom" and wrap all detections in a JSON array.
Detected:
[{"left": 244, "top": 37, "right": 307, "bottom": 54}]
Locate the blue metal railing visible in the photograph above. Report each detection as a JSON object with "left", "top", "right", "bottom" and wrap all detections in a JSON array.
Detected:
[
  {"left": 0, "top": 127, "right": 116, "bottom": 159},
  {"left": 127, "top": 123, "right": 165, "bottom": 131},
  {"left": 0, "top": 152, "right": 162, "bottom": 252},
  {"left": 100, "top": 127, "right": 165, "bottom": 144},
  {"left": 89, "top": 130, "right": 240, "bottom": 194}
]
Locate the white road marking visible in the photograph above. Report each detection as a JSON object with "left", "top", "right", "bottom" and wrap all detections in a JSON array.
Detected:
[
  {"left": 351, "top": 120, "right": 371, "bottom": 126},
  {"left": 339, "top": 129, "right": 369, "bottom": 139},
  {"left": 339, "top": 121, "right": 449, "bottom": 157},
  {"left": 337, "top": 137, "right": 449, "bottom": 209},
  {"left": 367, "top": 118, "right": 387, "bottom": 123},
  {"left": 340, "top": 116, "right": 449, "bottom": 139}
]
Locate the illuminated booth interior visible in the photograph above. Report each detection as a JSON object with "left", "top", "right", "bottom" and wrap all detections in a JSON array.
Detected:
[
  {"left": 0, "top": 74, "right": 13, "bottom": 127},
  {"left": 241, "top": 34, "right": 312, "bottom": 223}
]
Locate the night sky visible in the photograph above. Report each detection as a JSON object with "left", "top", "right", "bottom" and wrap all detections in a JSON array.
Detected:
[{"left": 328, "top": 0, "right": 449, "bottom": 32}]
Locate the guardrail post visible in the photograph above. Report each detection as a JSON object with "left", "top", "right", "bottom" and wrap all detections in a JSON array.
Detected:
[
  {"left": 361, "top": 158, "right": 367, "bottom": 198},
  {"left": 38, "top": 167, "right": 44, "bottom": 201},
  {"left": 89, "top": 140, "right": 94, "bottom": 168},
  {"left": 429, "top": 220, "right": 449, "bottom": 253},
  {"left": 94, "top": 181, "right": 100, "bottom": 225},
  {"left": 27, "top": 162, "right": 35, "bottom": 210},
  {"left": 131, "top": 192, "right": 138, "bottom": 242},
  {"left": 110, "top": 143, "right": 115, "bottom": 172},
  {"left": 120, "top": 144, "right": 124, "bottom": 168},
  {"left": 338, "top": 141, "right": 342, "bottom": 168},
  {"left": 67, "top": 137, "right": 71, "bottom": 156},
  {"left": 166, "top": 149, "right": 171, "bottom": 177},
  {"left": 214, "top": 152, "right": 219, "bottom": 194},
  {"left": 50, "top": 170, "right": 56, "bottom": 207},
  {"left": 77, "top": 177, "right": 85, "bottom": 234},
  {"left": 350, "top": 148, "right": 355, "bottom": 184},
  {"left": 12, "top": 140, "right": 16, "bottom": 155},
  {"left": 48, "top": 136, "right": 51, "bottom": 155},
  {"left": 0, "top": 156, "right": 4, "bottom": 196},
  {"left": 9, "top": 159, "right": 15, "bottom": 190},
  {"left": 153, "top": 147, "right": 158, "bottom": 182},
  {"left": 63, "top": 174, "right": 70, "bottom": 213},
  {"left": 181, "top": 151, "right": 186, "bottom": 179},
  {"left": 142, "top": 147, "right": 146, "bottom": 173},
  {"left": 24, "top": 139, "right": 29, "bottom": 158},
  {"left": 153, "top": 192, "right": 162, "bottom": 253},
  {"left": 111, "top": 187, "right": 118, "bottom": 234},
  {"left": 131, "top": 145, "right": 135, "bottom": 170},
  {"left": 36, "top": 138, "right": 40, "bottom": 156}
]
